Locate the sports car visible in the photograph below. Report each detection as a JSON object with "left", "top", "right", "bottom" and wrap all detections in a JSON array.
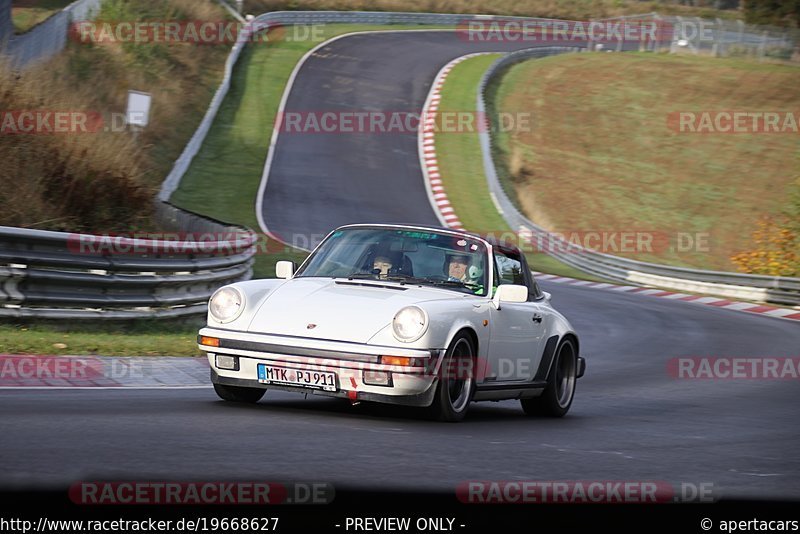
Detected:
[{"left": 198, "top": 223, "right": 585, "bottom": 421}]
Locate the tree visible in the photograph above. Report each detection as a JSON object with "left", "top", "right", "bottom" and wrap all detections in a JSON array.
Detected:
[{"left": 742, "top": 0, "right": 800, "bottom": 27}]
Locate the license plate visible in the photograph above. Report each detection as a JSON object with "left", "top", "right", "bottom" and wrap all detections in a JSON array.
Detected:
[{"left": 257, "top": 364, "right": 337, "bottom": 392}]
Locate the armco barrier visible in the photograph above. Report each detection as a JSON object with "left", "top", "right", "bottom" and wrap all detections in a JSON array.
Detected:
[
  {"left": 1, "top": 10, "right": 795, "bottom": 319},
  {"left": 0, "top": 203, "right": 256, "bottom": 319},
  {"left": 476, "top": 47, "right": 800, "bottom": 306},
  {"left": 0, "top": 0, "right": 101, "bottom": 68},
  {"left": 158, "top": 10, "right": 572, "bottom": 202}
]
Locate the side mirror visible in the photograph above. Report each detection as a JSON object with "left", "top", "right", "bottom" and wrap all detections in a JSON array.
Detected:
[
  {"left": 492, "top": 284, "right": 528, "bottom": 309},
  {"left": 543, "top": 291, "right": 552, "bottom": 302},
  {"left": 275, "top": 260, "right": 295, "bottom": 279}
]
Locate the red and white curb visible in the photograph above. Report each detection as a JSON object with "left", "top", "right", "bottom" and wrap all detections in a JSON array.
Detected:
[
  {"left": 419, "top": 53, "right": 493, "bottom": 231},
  {"left": 532, "top": 271, "right": 800, "bottom": 321},
  {"left": 418, "top": 54, "right": 800, "bottom": 323}
]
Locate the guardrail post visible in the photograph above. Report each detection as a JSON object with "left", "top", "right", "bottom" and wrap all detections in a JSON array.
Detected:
[
  {"left": 758, "top": 30, "right": 767, "bottom": 61},
  {"left": 0, "top": 0, "right": 12, "bottom": 43},
  {"left": 712, "top": 18, "right": 722, "bottom": 57}
]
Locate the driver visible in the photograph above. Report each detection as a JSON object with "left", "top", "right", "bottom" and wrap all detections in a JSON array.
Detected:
[
  {"left": 445, "top": 253, "right": 470, "bottom": 282},
  {"left": 445, "top": 252, "right": 485, "bottom": 295},
  {"left": 370, "top": 246, "right": 402, "bottom": 278},
  {"left": 372, "top": 254, "right": 395, "bottom": 278}
]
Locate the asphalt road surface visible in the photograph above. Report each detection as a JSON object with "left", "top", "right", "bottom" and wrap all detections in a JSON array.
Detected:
[
  {"left": 261, "top": 31, "right": 585, "bottom": 247},
  {"left": 2, "top": 32, "right": 798, "bottom": 502},
  {"left": 2, "top": 282, "right": 798, "bottom": 498}
]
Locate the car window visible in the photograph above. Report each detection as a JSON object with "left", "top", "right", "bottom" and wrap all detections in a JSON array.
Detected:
[
  {"left": 493, "top": 247, "right": 542, "bottom": 301},
  {"left": 295, "top": 227, "right": 489, "bottom": 296},
  {"left": 493, "top": 249, "right": 525, "bottom": 286}
]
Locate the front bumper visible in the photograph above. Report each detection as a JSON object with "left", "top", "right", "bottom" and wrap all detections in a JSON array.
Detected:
[{"left": 199, "top": 327, "right": 441, "bottom": 407}]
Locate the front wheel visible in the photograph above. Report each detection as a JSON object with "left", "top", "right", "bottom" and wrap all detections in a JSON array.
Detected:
[
  {"left": 213, "top": 383, "right": 265, "bottom": 404},
  {"left": 521, "top": 338, "right": 577, "bottom": 417},
  {"left": 429, "top": 332, "right": 476, "bottom": 422}
]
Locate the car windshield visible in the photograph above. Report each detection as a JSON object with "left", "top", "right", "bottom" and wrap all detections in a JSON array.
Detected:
[{"left": 295, "top": 227, "right": 489, "bottom": 296}]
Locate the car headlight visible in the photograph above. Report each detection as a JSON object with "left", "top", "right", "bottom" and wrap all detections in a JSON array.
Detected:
[
  {"left": 209, "top": 286, "right": 245, "bottom": 323},
  {"left": 392, "top": 306, "right": 428, "bottom": 342}
]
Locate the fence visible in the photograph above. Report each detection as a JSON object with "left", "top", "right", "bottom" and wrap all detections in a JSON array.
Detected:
[
  {"left": 590, "top": 12, "right": 797, "bottom": 59},
  {"left": 476, "top": 47, "right": 800, "bottom": 306}
]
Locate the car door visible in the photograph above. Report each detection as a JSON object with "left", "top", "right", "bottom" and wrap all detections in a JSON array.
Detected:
[{"left": 486, "top": 248, "right": 548, "bottom": 382}]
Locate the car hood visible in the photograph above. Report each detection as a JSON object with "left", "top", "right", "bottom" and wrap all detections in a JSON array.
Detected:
[{"left": 246, "top": 277, "right": 460, "bottom": 343}]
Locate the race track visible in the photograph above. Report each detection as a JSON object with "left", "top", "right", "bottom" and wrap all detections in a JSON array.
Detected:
[
  {"left": 2, "top": 31, "right": 799, "bottom": 501},
  {"left": 260, "top": 31, "right": 580, "bottom": 246}
]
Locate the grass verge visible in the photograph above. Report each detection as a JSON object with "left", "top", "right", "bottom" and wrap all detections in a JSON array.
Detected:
[
  {"left": 489, "top": 52, "right": 800, "bottom": 272},
  {"left": 171, "top": 23, "right": 452, "bottom": 278},
  {"left": 244, "top": 0, "right": 740, "bottom": 21},
  {"left": 11, "top": 0, "right": 73, "bottom": 34},
  {"left": 1, "top": 0, "right": 232, "bottom": 232},
  {"left": 434, "top": 54, "right": 607, "bottom": 281},
  {"left": 0, "top": 324, "right": 203, "bottom": 356}
]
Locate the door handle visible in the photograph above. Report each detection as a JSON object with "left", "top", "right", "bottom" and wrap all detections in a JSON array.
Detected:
[{"left": 532, "top": 314, "right": 542, "bottom": 323}]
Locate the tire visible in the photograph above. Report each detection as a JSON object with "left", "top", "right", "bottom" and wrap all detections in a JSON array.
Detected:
[
  {"left": 521, "top": 338, "right": 577, "bottom": 417},
  {"left": 213, "top": 383, "right": 265, "bottom": 404},
  {"left": 429, "top": 332, "right": 476, "bottom": 422}
]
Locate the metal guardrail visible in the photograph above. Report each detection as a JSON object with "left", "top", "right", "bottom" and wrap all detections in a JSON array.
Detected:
[
  {"left": 0, "top": 204, "right": 256, "bottom": 319},
  {"left": 159, "top": 9, "right": 571, "bottom": 201},
  {"left": 1, "top": 9, "right": 795, "bottom": 318},
  {"left": 476, "top": 47, "right": 800, "bottom": 306},
  {"left": 160, "top": 9, "right": 795, "bottom": 200},
  {"left": 0, "top": 0, "right": 101, "bottom": 68}
]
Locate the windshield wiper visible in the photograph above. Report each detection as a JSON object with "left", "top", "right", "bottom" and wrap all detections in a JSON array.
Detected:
[
  {"left": 421, "top": 279, "right": 482, "bottom": 290},
  {"left": 345, "top": 273, "right": 423, "bottom": 285},
  {"left": 346, "top": 272, "right": 380, "bottom": 280}
]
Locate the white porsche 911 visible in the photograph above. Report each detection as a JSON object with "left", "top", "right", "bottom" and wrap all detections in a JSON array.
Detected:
[{"left": 198, "top": 224, "right": 584, "bottom": 421}]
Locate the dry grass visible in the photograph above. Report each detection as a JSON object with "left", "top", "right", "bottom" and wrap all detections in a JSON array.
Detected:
[
  {"left": 0, "top": 0, "right": 231, "bottom": 232},
  {"left": 245, "top": 0, "right": 741, "bottom": 20},
  {"left": 11, "top": 0, "right": 74, "bottom": 34},
  {"left": 490, "top": 52, "right": 800, "bottom": 271}
]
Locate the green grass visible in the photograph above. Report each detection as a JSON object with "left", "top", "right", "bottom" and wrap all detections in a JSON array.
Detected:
[
  {"left": 0, "top": 324, "right": 203, "bottom": 356},
  {"left": 2, "top": 25, "right": 458, "bottom": 355},
  {"left": 171, "top": 24, "right": 453, "bottom": 278},
  {"left": 11, "top": 0, "right": 73, "bottom": 33},
  {"left": 434, "top": 55, "right": 608, "bottom": 281}
]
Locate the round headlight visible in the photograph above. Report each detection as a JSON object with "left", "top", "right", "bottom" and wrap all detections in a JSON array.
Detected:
[
  {"left": 209, "top": 286, "right": 244, "bottom": 323},
  {"left": 392, "top": 306, "right": 428, "bottom": 342}
]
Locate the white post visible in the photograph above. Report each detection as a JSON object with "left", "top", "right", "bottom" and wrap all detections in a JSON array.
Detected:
[
  {"left": 758, "top": 30, "right": 767, "bottom": 61},
  {"left": 712, "top": 18, "right": 722, "bottom": 57}
]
